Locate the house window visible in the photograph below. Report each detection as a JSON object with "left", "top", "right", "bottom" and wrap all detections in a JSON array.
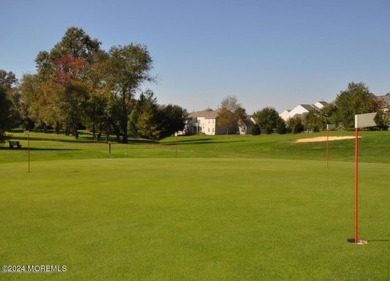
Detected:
[{"left": 208, "top": 128, "right": 210, "bottom": 132}]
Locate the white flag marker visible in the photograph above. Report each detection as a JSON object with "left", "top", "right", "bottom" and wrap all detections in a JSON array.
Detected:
[{"left": 355, "top": 113, "right": 377, "bottom": 129}]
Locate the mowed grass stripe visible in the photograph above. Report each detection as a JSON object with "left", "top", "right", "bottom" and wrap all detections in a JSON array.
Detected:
[
  {"left": 1, "top": 158, "right": 389, "bottom": 280},
  {"left": 2, "top": 131, "right": 390, "bottom": 163}
]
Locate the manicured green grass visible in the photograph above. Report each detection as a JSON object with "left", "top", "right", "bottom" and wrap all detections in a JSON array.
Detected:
[
  {"left": 2, "top": 130, "right": 390, "bottom": 163},
  {"left": 0, "top": 132, "right": 389, "bottom": 280}
]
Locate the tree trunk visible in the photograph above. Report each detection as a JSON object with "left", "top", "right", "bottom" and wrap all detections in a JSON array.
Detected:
[
  {"left": 121, "top": 92, "right": 128, "bottom": 143},
  {"left": 92, "top": 123, "right": 96, "bottom": 140},
  {"left": 55, "top": 121, "right": 61, "bottom": 134},
  {"left": 73, "top": 124, "right": 79, "bottom": 139}
]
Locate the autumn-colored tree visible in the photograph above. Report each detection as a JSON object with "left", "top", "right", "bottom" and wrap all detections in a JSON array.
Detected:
[
  {"left": 217, "top": 96, "right": 246, "bottom": 134},
  {"left": 33, "top": 27, "right": 102, "bottom": 137}
]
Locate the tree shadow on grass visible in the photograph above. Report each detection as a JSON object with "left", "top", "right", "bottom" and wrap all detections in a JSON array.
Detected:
[
  {"left": 367, "top": 239, "right": 390, "bottom": 242},
  {"left": 0, "top": 147, "right": 80, "bottom": 151},
  {"left": 10, "top": 136, "right": 98, "bottom": 144},
  {"left": 163, "top": 138, "right": 246, "bottom": 146}
]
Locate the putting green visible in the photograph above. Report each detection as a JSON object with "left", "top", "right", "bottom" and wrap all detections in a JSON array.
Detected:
[{"left": 1, "top": 157, "right": 389, "bottom": 280}]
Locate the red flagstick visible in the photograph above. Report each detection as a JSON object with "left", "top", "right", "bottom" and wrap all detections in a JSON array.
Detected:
[
  {"left": 326, "top": 127, "right": 329, "bottom": 168},
  {"left": 354, "top": 128, "right": 359, "bottom": 244},
  {"left": 351, "top": 113, "right": 376, "bottom": 245}
]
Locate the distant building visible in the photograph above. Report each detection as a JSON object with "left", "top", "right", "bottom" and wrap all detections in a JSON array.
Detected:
[
  {"left": 184, "top": 108, "right": 254, "bottom": 135},
  {"left": 185, "top": 108, "right": 224, "bottom": 135},
  {"left": 313, "top": 101, "right": 328, "bottom": 109},
  {"left": 279, "top": 109, "right": 291, "bottom": 121},
  {"left": 238, "top": 118, "right": 255, "bottom": 135},
  {"left": 376, "top": 93, "right": 390, "bottom": 112},
  {"left": 280, "top": 101, "right": 328, "bottom": 121}
]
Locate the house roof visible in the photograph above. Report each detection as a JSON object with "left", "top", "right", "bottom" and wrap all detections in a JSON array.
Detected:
[
  {"left": 314, "top": 101, "right": 329, "bottom": 109},
  {"left": 299, "top": 104, "right": 315, "bottom": 111},
  {"left": 239, "top": 117, "right": 255, "bottom": 126},
  {"left": 377, "top": 94, "right": 390, "bottom": 107},
  {"left": 188, "top": 108, "right": 221, "bottom": 119}
]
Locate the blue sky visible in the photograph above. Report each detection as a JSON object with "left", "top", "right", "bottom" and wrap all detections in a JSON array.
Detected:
[{"left": 2, "top": 0, "right": 389, "bottom": 113}]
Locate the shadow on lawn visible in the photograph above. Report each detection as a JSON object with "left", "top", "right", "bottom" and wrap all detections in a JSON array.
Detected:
[
  {"left": 0, "top": 147, "right": 79, "bottom": 151},
  {"left": 163, "top": 138, "right": 245, "bottom": 146},
  {"left": 368, "top": 239, "right": 390, "bottom": 242},
  {"left": 11, "top": 136, "right": 98, "bottom": 144},
  {"left": 10, "top": 135, "right": 157, "bottom": 145}
]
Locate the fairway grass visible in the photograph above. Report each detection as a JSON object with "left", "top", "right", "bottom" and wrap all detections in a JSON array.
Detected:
[
  {"left": 1, "top": 157, "right": 389, "bottom": 280},
  {"left": 2, "top": 130, "right": 390, "bottom": 163}
]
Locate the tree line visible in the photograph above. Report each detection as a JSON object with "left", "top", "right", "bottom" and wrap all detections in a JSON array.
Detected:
[
  {"left": 217, "top": 83, "right": 388, "bottom": 135},
  {"left": 1, "top": 27, "right": 389, "bottom": 143},
  {"left": 0, "top": 27, "right": 186, "bottom": 143}
]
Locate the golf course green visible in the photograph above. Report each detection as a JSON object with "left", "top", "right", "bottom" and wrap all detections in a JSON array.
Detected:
[{"left": 0, "top": 131, "right": 389, "bottom": 280}]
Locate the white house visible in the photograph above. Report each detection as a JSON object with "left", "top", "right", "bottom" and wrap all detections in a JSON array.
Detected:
[
  {"left": 184, "top": 108, "right": 254, "bottom": 135},
  {"left": 185, "top": 109, "right": 224, "bottom": 135},
  {"left": 280, "top": 101, "right": 329, "bottom": 121},
  {"left": 279, "top": 109, "right": 291, "bottom": 121},
  {"left": 314, "top": 101, "right": 328, "bottom": 110},
  {"left": 283, "top": 104, "right": 314, "bottom": 121}
]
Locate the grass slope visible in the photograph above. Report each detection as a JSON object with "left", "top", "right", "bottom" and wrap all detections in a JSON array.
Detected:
[
  {"left": 1, "top": 131, "right": 390, "bottom": 163},
  {"left": 0, "top": 132, "right": 389, "bottom": 280}
]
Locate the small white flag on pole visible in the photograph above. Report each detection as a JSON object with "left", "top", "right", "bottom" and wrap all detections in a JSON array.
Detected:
[{"left": 355, "top": 113, "right": 377, "bottom": 129}]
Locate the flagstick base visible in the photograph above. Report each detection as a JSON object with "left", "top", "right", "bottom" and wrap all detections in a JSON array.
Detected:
[{"left": 347, "top": 239, "right": 368, "bottom": 245}]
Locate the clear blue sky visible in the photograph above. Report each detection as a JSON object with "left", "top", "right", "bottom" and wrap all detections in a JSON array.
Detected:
[{"left": 2, "top": 0, "right": 389, "bottom": 113}]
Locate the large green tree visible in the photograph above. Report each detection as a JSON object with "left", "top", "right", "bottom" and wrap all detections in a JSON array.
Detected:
[
  {"left": 0, "top": 70, "right": 19, "bottom": 141},
  {"left": 158, "top": 104, "right": 187, "bottom": 139},
  {"left": 320, "top": 103, "right": 339, "bottom": 128},
  {"left": 253, "top": 107, "right": 284, "bottom": 134},
  {"left": 303, "top": 109, "right": 323, "bottom": 132},
  {"left": 287, "top": 116, "right": 304, "bottom": 134},
  {"left": 133, "top": 91, "right": 160, "bottom": 140},
  {"left": 105, "top": 45, "right": 153, "bottom": 143},
  {"left": 335, "top": 82, "right": 380, "bottom": 129},
  {"left": 0, "top": 85, "right": 12, "bottom": 142}
]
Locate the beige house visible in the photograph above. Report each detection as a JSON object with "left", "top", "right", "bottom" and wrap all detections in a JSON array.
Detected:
[
  {"left": 184, "top": 108, "right": 254, "bottom": 135},
  {"left": 185, "top": 109, "right": 225, "bottom": 135}
]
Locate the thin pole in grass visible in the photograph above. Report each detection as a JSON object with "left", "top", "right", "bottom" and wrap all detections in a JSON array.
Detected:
[
  {"left": 354, "top": 126, "right": 359, "bottom": 244},
  {"left": 326, "top": 124, "right": 334, "bottom": 168},
  {"left": 24, "top": 130, "right": 30, "bottom": 173},
  {"left": 175, "top": 134, "right": 178, "bottom": 158},
  {"left": 326, "top": 124, "right": 330, "bottom": 168}
]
